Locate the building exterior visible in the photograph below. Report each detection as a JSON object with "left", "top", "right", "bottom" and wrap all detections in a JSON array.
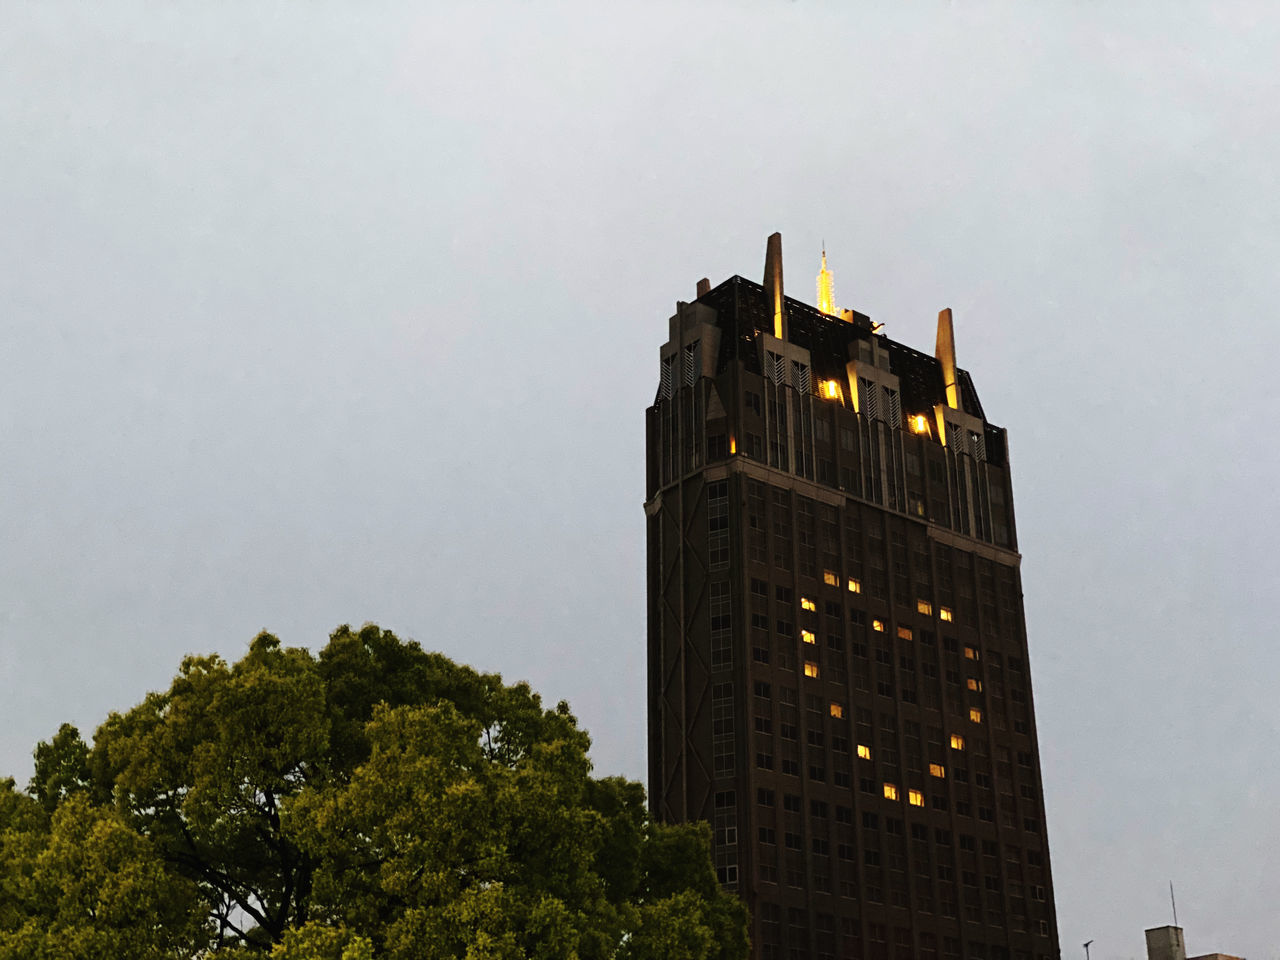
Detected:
[
  {"left": 1145, "top": 924, "right": 1243, "bottom": 960},
  {"left": 644, "top": 235, "right": 1059, "bottom": 960}
]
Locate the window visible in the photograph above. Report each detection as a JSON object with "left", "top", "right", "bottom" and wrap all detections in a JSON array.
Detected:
[
  {"left": 857, "top": 744, "right": 872, "bottom": 760},
  {"left": 897, "top": 626, "right": 913, "bottom": 641},
  {"left": 908, "top": 789, "right": 924, "bottom": 807},
  {"left": 757, "top": 788, "right": 775, "bottom": 807},
  {"left": 964, "top": 645, "right": 980, "bottom": 661},
  {"left": 755, "top": 682, "right": 771, "bottom": 700},
  {"left": 848, "top": 578, "right": 861, "bottom": 594},
  {"left": 823, "top": 570, "right": 838, "bottom": 586},
  {"left": 967, "top": 678, "right": 982, "bottom": 692},
  {"left": 969, "top": 708, "right": 983, "bottom": 724},
  {"left": 950, "top": 734, "right": 966, "bottom": 751},
  {"left": 872, "top": 619, "right": 885, "bottom": 632},
  {"left": 940, "top": 607, "right": 953, "bottom": 622},
  {"left": 801, "top": 597, "right": 816, "bottom": 612},
  {"left": 804, "top": 661, "right": 820, "bottom": 678},
  {"left": 929, "top": 763, "right": 946, "bottom": 779},
  {"left": 917, "top": 600, "right": 932, "bottom": 615},
  {"left": 829, "top": 702, "right": 844, "bottom": 719},
  {"left": 883, "top": 783, "right": 899, "bottom": 801},
  {"left": 801, "top": 630, "right": 816, "bottom": 645},
  {"left": 759, "top": 827, "right": 776, "bottom": 844},
  {"left": 783, "top": 794, "right": 802, "bottom": 813}
]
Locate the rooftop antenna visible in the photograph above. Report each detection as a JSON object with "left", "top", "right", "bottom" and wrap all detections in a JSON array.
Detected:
[
  {"left": 1170, "top": 881, "right": 1178, "bottom": 927},
  {"left": 1083, "top": 940, "right": 1093, "bottom": 960}
]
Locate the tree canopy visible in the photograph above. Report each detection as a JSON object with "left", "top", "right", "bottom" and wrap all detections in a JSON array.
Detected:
[{"left": 0, "top": 625, "right": 747, "bottom": 960}]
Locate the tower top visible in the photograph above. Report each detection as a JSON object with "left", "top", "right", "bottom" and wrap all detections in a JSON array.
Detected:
[{"left": 817, "top": 248, "right": 836, "bottom": 316}]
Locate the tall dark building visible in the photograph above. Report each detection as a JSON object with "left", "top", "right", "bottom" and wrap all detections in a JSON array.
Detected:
[{"left": 645, "top": 235, "right": 1059, "bottom": 960}]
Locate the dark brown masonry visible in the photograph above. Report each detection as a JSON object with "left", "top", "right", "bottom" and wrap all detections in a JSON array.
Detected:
[{"left": 645, "top": 235, "right": 1060, "bottom": 960}]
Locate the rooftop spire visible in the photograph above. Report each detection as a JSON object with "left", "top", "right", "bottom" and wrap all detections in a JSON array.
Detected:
[
  {"left": 817, "top": 247, "right": 836, "bottom": 316},
  {"left": 763, "top": 232, "right": 786, "bottom": 340}
]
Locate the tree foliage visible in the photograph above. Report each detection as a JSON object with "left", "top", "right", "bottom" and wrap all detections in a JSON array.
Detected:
[{"left": 0, "top": 625, "right": 748, "bottom": 959}]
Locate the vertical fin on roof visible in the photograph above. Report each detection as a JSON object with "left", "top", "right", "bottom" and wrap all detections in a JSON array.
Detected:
[
  {"left": 763, "top": 232, "right": 786, "bottom": 341},
  {"left": 935, "top": 307, "right": 959, "bottom": 411}
]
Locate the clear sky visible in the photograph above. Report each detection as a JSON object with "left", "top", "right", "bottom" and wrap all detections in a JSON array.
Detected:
[{"left": 3, "top": 4, "right": 1278, "bottom": 958}]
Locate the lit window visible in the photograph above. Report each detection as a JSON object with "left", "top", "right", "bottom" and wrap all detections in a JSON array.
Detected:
[
  {"left": 872, "top": 619, "right": 885, "bottom": 632},
  {"left": 910, "top": 414, "right": 930, "bottom": 435},
  {"left": 729, "top": 436, "right": 736, "bottom": 454},
  {"left": 823, "top": 570, "right": 838, "bottom": 586},
  {"left": 908, "top": 789, "right": 924, "bottom": 807},
  {"left": 801, "top": 630, "right": 816, "bottom": 645},
  {"left": 883, "top": 783, "right": 899, "bottom": 801},
  {"left": 966, "top": 678, "right": 982, "bottom": 692},
  {"left": 917, "top": 600, "right": 932, "bottom": 616},
  {"left": 897, "top": 626, "right": 912, "bottom": 641},
  {"left": 857, "top": 744, "right": 872, "bottom": 760},
  {"left": 804, "top": 661, "right": 820, "bottom": 678},
  {"left": 820, "top": 379, "right": 842, "bottom": 401},
  {"left": 801, "top": 597, "right": 816, "bottom": 612},
  {"left": 964, "top": 645, "right": 980, "bottom": 661},
  {"left": 940, "top": 607, "right": 953, "bottom": 622},
  {"left": 929, "top": 763, "right": 946, "bottom": 779},
  {"left": 848, "top": 579, "right": 861, "bottom": 595},
  {"left": 829, "top": 702, "right": 844, "bottom": 719},
  {"left": 950, "top": 734, "right": 965, "bottom": 751},
  {"left": 969, "top": 708, "right": 982, "bottom": 724}
]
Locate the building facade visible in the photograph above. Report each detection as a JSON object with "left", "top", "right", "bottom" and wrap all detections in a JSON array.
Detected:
[{"left": 644, "top": 235, "right": 1059, "bottom": 960}]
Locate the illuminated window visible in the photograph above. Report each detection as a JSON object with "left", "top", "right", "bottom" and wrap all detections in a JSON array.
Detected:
[
  {"left": 969, "top": 708, "right": 982, "bottom": 724},
  {"left": 829, "top": 702, "right": 844, "bottom": 719},
  {"left": 820, "top": 379, "right": 842, "bottom": 401},
  {"left": 872, "top": 619, "right": 885, "bottom": 632},
  {"left": 964, "top": 645, "right": 980, "bottom": 661},
  {"left": 801, "top": 597, "right": 816, "bottom": 612},
  {"left": 908, "top": 789, "right": 924, "bottom": 807},
  {"left": 950, "top": 734, "right": 966, "bottom": 751},
  {"left": 883, "top": 783, "right": 899, "bottom": 801},
  {"left": 804, "top": 661, "right": 820, "bottom": 678},
  {"left": 847, "top": 577, "right": 861, "bottom": 594},
  {"left": 857, "top": 744, "right": 872, "bottom": 760},
  {"left": 823, "top": 570, "right": 838, "bottom": 586},
  {"left": 897, "top": 626, "right": 912, "bottom": 641},
  {"left": 940, "top": 607, "right": 953, "bottom": 622},
  {"left": 929, "top": 763, "right": 946, "bottom": 779},
  {"left": 966, "top": 678, "right": 982, "bottom": 692},
  {"left": 910, "top": 414, "right": 930, "bottom": 435},
  {"left": 801, "top": 630, "right": 816, "bottom": 645},
  {"left": 917, "top": 600, "right": 932, "bottom": 616}
]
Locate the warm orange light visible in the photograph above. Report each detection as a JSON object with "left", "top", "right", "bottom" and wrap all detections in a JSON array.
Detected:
[
  {"left": 897, "top": 627, "right": 912, "bottom": 641},
  {"left": 917, "top": 600, "right": 932, "bottom": 616},
  {"left": 847, "top": 578, "right": 861, "bottom": 594},
  {"left": 801, "top": 597, "right": 816, "bottom": 612},
  {"left": 817, "top": 249, "right": 836, "bottom": 315},
  {"left": 872, "top": 619, "right": 885, "bottom": 632},
  {"left": 969, "top": 708, "right": 983, "bottom": 724},
  {"left": 910, "top": 413, "right": 931, "bottom": 435},
  {"left": 830, "top": 702, "right": 844, "bottom": 719},
  {"left": 819, "top": 379, "right": 842, "bottom": 401},
  {"left": 801, "top": 630, "right": 816, "bottom": 645},
  {"left": 908, "top": 789, "right": 924, "bottom": 807},
  {"left": 940, "top": 607, "right": 953, "bottom": 622},
  {"left": 950, "top": 734, "right": 965, "bottom": 750},
  {"left": 857, "top": 744, "right": 872, "bottom": 760},
  {"left": 729, "top": 436, "right": 736, "bottom": 454},
  {"left": 964, "top": 646, "right": 980, "bottom": 661},
  {"left": 929, "top": 763, "right": 946, "bottom": 779},
  {"left": 804, "top": 661, "right": 820, "bottom": 678},
  {"left": 967, "top": 678, "right": 982, "bottom": 692},
  {"left": 823, "top": 570, "right": 839, "bottom": 586},
  {"left": 883, "top": 783, "right": 899, "bottom": 801}
]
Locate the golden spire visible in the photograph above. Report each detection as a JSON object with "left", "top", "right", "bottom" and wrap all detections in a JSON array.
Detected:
[{"left": 817, "top": 247, "right": 836, "bottom": 316}]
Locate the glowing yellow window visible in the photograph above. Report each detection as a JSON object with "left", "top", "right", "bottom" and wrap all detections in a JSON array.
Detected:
[
  {"left": 820, "top": 379, "right": 842, "bottom": 401},
  {"left": 940, "top": 607, "right": 953, "bottom": 622},
  {"left": 917, "top": 600, "right": 932, "bottom": 616},
  {"left": 966, "top": 678, "right": 982, "bottom": 692},
  {"left": 883, "top": 783, "right": 899, "bottom": 801},
  {"left": 829, "top": 702, "right": 844, "bottom": 719},
  {"left": 823, "top": 570, "right": 838, "bottom": 586},
  {"left": 910, "top": 414, "right": 930, "bottom": 435},
  {"left": 857, "top": 744, "right": 872, "bottom": 760},
  {"left": 847, "top": 578, "right": 861, "bottom": 594},
  {"left": 908, "top": 789, "right": 924, "bottom": 807},
  {"left": 950, "top": 734, "right": 966, "bottom": 751},
  {"left": 804, "top": 661, "right": 820, "bottom": 678},
  {"left": 969, "top": 708, "right": 983, "bottom": 724},
  {"left": 897, "top": 626, "right": 912, "bottom": 641},
  {"left": 872, "top": 619, "right": 885, "bottom": 632},
  {"left": 801, "top": 597, "right": 816, "bottom": 612},
  {"left": 801, "top": 630, "right": 816, "bottom": 645},
  {"left": 929, "top": 763, "right": 946, "bottom": 779},
  {"left": 729, "top": 436, "right": 737, "bottom": 454},
  {"left": 964, "top": 646, "right": 980, "bottom": 661}
]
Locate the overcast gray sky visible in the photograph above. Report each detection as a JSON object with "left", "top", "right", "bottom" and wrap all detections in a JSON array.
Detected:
[{"left": 3, "top": 3, "right": 1278, "bottom": 957}]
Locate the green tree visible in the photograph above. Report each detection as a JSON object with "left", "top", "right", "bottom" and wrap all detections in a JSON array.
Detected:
[{"left": 2, "top": 625, "right": 747, "bottom": 958}]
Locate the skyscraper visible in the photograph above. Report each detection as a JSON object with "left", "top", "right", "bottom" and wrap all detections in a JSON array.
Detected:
[{"left": 645, "top": 235, "right": 1059, "bottom": 960}]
